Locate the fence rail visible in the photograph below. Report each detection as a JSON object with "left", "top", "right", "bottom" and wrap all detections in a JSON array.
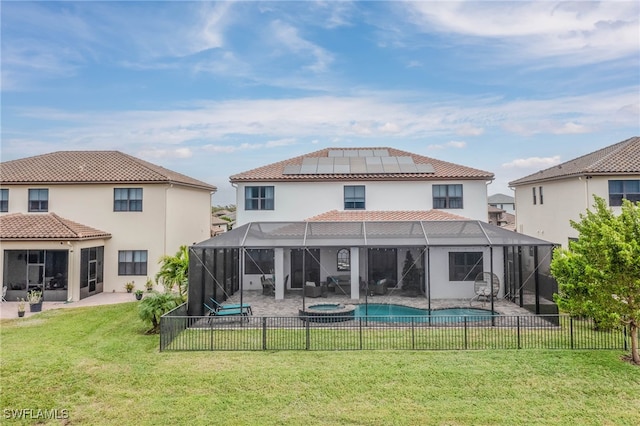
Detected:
[{"left": 160, "top": 309, "right": 630, "bottom": 352}]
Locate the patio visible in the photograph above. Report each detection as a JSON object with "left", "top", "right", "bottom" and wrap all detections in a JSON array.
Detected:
[{"left": 218, "top": 289, "right": 535, "bottom": 317}]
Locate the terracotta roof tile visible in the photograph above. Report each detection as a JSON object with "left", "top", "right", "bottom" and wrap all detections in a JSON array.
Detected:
[
  {"left": 0, "top": 213, "right": 112, "bottom": 240},
  {"left": 230, "top": 147, "right": 493, "bottom": 182},
  {"left": 1, "top": 151, "right": 217, "bottom": 191},
  {"left": 509, "top": 136, "right": 640, "bottom": 186},
  {"left": 306, "top": 209, "right": 469, "bottom": 222}
]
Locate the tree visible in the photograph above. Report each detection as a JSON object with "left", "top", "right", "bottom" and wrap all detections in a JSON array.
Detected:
[
  {"left": 401, "top": 250, "right": 421, "bottom": 296},
  {"left": 550, "top": 196, "right": 640, "bottom": 364},
  {"left": 155, "top": 245, "right": 189, "bottom": 302}
]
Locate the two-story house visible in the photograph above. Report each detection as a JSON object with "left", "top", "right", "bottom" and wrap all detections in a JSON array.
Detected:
[
  {"left": 188, "top": 147, "right": 557, "bottom": 317},
  {"left": 0, "top": 151, "right": 216, "bottom": 302},
  {"left": 509, "top": 136, "right": 640, "bottom": 247},
  {"left": 488, "top": 193, "right": 515, "bottom": 214},
  {"left": 230, "top": 147, "right": 494, "bottom": 225}
]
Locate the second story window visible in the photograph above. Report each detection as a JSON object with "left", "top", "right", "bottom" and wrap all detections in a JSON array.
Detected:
[
  {"left": 28, "top": 189, "right": 49, "bottom": 212},
  {"left": 114, "top": 188, "right": 143, "bottom": 212},
  {"left": 344, "top": 185, "right": 365, "bottom": 209},
  {"left": 532, "top": 187, "right": 537, "bottom": 205},
  {"left": 539, "top": 186, "right": 544, "bottom": 205},
  {"left": 433, "top": 184, "right": 463, "bottom": 209},
  {"left": 609, "top": 180, "right": 640, "bottom": 206},
  {"left": 0, "top": 189, "right": 8, "bottom": 212},
  {"left": 245, "top": 186, "right": 274, "bottom": 210}
]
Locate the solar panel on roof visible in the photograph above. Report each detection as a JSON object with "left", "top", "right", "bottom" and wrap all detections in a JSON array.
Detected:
[
  {"left": 358, "top": 149, "right": 374, "bottom": 157},
  {"left": 328, "top": 150, "right": 343, "bottom": 157},
  {"left": 373, "top": 149, "right": 389, "bottom": 157},
  {"left": 282, "top": 165, "right": 302, "bottom": 175},
  {"left": 288, "top": 152, "right": 435, "bottom": 175},
  {"left": 415, "top": 164, "right": 435, "bottom": 173}
]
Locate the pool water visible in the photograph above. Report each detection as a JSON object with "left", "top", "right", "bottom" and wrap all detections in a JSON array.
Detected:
[{"left": 353, "top": 303, "right": 495, "bottom": 323}]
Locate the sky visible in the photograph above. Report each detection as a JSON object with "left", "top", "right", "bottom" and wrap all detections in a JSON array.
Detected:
[{"left": 2, "top": 1, "right": 639, "bottom": 205}]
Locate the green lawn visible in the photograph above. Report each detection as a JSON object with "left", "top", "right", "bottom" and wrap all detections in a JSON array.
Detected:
[{"left": 1, "top": 303, "right": 639, "bottom": 426}]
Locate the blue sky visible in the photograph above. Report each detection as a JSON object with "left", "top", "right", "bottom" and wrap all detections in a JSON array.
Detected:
[{"left": 2, "top": 1, "right": 639, "bottom": 205}]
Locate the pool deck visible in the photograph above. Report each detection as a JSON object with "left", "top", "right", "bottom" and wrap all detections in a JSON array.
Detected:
[{"left": 222, "top": 290, "right": 534, "bottom": 317}]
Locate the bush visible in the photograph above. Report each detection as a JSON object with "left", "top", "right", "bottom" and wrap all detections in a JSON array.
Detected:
[{"left": 138, "top": 292, "right": 181, "bottom": 334}]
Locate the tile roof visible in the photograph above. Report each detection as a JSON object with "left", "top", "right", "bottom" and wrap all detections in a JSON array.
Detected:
[
  {"left": 0, "top": 151, "right": 217, "bottom": 191},
  {"left": 306, "top": 209, "right": 469, "bottom": 222},
  {"left": 230, "top": 147, "right": 493, "bottom": 182},
  {"left": 488, "top": 193, "right": 514, "bottom": 204},
  {"left": 509, "top": 136, "right": 640, "bottom": 186},
  {"left": 0, "top": 213, "right": 112, "bottom": 240}
]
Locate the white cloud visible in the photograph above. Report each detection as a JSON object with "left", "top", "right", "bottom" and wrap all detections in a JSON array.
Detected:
[
  {"left": 270, "top": 20, "right": 334, "bottom": 73},
  {"left": 456, "top": 124, "right": 484, "bottom": 136},
  {"left": 427, "top": 140, "right": 467, "bottom": 150},
  {"left": 502, "top": 156, "right": 562, "bottom": 169},
  {"left": 405, "top": 1, "right": 640, "bottom": 66}
]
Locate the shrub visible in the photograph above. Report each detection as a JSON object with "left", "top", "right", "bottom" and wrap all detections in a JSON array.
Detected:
[{"left": 138, "top": 292, "right": 181, "bottom": 334}]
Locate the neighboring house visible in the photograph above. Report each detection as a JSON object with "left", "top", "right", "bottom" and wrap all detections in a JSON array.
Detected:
[
  {"left": 488, "top": 193, "right": 515, "bottom": 214},
  {"left": 210, "top": 215, "right": 229, "bottom": 236},
  {"left": 487, "top": 206, "right": 516, "bottom": 231},
  {"left": 230, "top": 147, "right": 495, "bottom": 225},
  {"left": 509, "top": 136, "right": 640, "bottom": 247},
  {"left": 0, "top": 151, "right": 216, "bottom": 302},
  {"left": 188, "top": 147, "right": 557, "bottom": 317}
]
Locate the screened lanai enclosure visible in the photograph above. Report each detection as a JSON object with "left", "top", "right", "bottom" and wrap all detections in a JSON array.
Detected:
[{"left": 187, "top": 220, "right": 558, "bottom": 317}]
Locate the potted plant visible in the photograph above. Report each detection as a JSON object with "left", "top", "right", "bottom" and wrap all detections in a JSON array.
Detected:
[
  {"left": 17, "top": 298, "right": 26, "bottom": 317},
  {"left": 145, "top": 277, "right": 154, "bottom": 292},
  {"left": 124, "top": 281, "right": 135, "bottom": 293},
  {"left": 27, "top": 290, "right": 43, "bottom": 313},
  {"left": 135, "top": 289, "right": 144, "bottom": 300}
]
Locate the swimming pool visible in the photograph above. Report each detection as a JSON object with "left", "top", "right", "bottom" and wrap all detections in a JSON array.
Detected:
[{"left": 353, "top": 303, "right": 495, "bottom": 323}]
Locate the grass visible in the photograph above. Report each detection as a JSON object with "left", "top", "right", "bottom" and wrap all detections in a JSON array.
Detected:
[{"left": 1, "top": 303, "right": 639, "bottom": 425}]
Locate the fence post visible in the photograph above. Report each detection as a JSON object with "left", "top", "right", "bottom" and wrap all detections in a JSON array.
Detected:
[
  {"left": 209, "top": 316, "right": 214, "bottom": 351},
  {"left": 306, "top": 318, "right": 310, "bottom": 350},
  {"left": 570, "top": 317, "right": 574, "bottom": 350},
  {"left": 359, "top": 318, "right": 363, "bottom": 350},
  {"left": 411, "top": 318, "right": 415, "bottom": 350},
  {"left": 464, "top": 317, "right": 468, "bottom": 350},
  {"left": 517, "top": 316, "right": 521, "bottom": 350},
  {"left": 262, "top": 317, "right": 267, "bottom": 351}
]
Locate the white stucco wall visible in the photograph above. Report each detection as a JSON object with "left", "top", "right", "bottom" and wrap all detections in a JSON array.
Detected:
[
  {"left": 236, "top": 180, "right": 489, "bottom": 225},
  {"left": 513, "top": 175, "right": 637, "bottom": 247},
  {"left": 1, "top": 183, "right": 213, "bottom": 297}
]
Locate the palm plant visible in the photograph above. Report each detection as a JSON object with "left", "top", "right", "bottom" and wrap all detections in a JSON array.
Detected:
[
  {"left": 138, "top": 292, "right": 180, "bottom": 334},
  {"left": 155, "top": 245, "right": 189, "bottom": 302}
]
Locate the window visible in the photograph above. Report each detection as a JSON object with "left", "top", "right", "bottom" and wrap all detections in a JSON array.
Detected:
[
  {"left": 244, "top": 249, "right": 274, "bottom": 274},
  {"left": 532, "top": 187, "right": 537, "bottom": 205},
  {"left": 28, "top": 189, "right": 49, "bottom": 212},
  {"left": 609, "top": 180, "right": 640, "bottom": 206},
  {"left": 539, "top": 186, "right": 544, "bottom": 205},
  {"left": 433, "top": 184, "right": 463, "bottom": 209},
  {"left": 344, "top": 185, "right": 365, "bottom": 209},
  {"left": 118, "top": 250, "right": 147, "bottom": 275},
  {"left": 337, "top": 248, "right": 350, "bottom": 271},
  {"left": 114, "top": 188, "right": 143, "bottom": 211},
  {"left": 0, "top": 189, "right": 8, "bottom": 212},
  {"left": 245, "top": 186, "right": 274, "bottom": 210},
  {"left": 449, "top": 252, "right": 483, "bottom": 281}
]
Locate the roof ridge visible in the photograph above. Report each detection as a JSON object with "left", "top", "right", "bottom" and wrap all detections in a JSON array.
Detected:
[
  {"left": 49, "top": 213, "right": 81, "bottom": 238},
  {"left": 583, "top": 137, "right": 636, "bottom": 172}
]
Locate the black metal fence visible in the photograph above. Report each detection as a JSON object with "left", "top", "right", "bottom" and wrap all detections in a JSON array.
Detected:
[{"left": 160, "top": 306, "right": 630, "bottom": 352}]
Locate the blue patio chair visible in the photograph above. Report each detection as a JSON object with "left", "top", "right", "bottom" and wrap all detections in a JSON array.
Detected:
[
  {"left": 210, "top": 298, "right": 252, "bottom": 315},
  {"left": 203, "top": 302, "right": 250, "bottom": 318}
]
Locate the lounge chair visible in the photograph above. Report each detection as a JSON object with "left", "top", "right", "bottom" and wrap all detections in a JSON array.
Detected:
[
  {"left": 210, "top": 298, "right": 252, "bottom": 315},
  {"left": 203, "top": 302, "right": 250, "bottom": 317},
  {"left": 470, "top": 272, "right": 500, "bottom": 306},
  {"left": 1, "top": 286, "right": 6, "bottom": 302}
]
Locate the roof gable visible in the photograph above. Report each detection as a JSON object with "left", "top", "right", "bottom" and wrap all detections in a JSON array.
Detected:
[
  {"left": 509, "top": 136, "right": 640, "bottom": 186},
  {"left": 230, "top": 147, "right": 493, "bottom": 182},
  {"left": 0, "top": 151, "right": 217, "bottom": 191}
]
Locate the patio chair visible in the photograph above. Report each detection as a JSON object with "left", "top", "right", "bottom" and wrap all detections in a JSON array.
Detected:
[
  {"left": 203, "top": 302, "right": 250, "bottom": 317},
  {"left": 470, "top": 272, "right": 499, "bottom": 306},
  {"left": 304, "top": 281, "right": 322, "bottom": 298},
  {"left": 210, "top": 298, "right": 252, "bottom": 315},
  {"left": 1, "top": 286, "right": 6, "bottom": 302},
  {"left": 261, "top": 275, "right": 275, "bottom": 296}
]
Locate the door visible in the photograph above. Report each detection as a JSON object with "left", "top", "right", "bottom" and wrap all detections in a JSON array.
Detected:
[
  {"left": 368, "top": 248, "right": 397, "bottom": 287},
  {"left": 290, "top": 249, "right": 320, "bottom": 289}
]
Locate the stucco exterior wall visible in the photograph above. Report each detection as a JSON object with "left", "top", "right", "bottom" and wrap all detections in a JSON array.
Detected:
[
  {"left": 514, "top": 175, "right": 638, "bottom": 247},
  {"left": 236, "top": 180, "right": 489, "bottom": 225},
  {"left": 1, "top": 182, "right": 212, "bottom": 297}
]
